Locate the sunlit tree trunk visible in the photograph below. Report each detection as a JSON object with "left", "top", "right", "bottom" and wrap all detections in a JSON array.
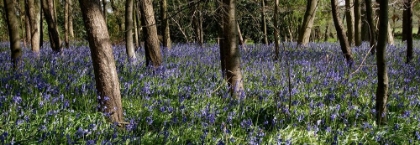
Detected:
[
  {"left": 68, "top": 0, "right": 74, "bottom": 38},
  {"left": 365, "top": 0, "right": 376, "bottom": 55},
  {"left": 4, "top": 0, "right": 22, "bottom": 69},
  {"left": 79, "top": 0, "right": 124, "bottom": 124},
  {"left": 403, "top": 0, "right": 413, "bottom": 63},
  {"left": 133, "top": 9, "right": 139, "bottom": 48},
  {"left": 161, "top": 0, "right": 172, "bottom": 49},
  {"left": 298, "top": 0, "right": 318, "bottom": 46},
  {"left": 375, "top": 0, "right": 389, "bottom": 125},
  {"left": 261, "top": 0, "right": 268, "bottom": 45},
  {"left": 27, "top": 0, "right": 41, "bottom": 54},
  {"left": 273, "top": 0, "right": 279, "bottom": 60},
  {"left": 222, "top": 0, "right": 244, "bottom": 97},
  {"left": 354, "top": 0, "right": 362, "bottom": 46},
  {"left": 125, "top": 0, "right": 136, "bottom": 61},
  {"left": 41, "top": 0, "right": 61, "bottom": 52},
  {"left": 387, "top": 22, "right": 394, "bottom": 45},
  {"left": 140, "top": 0, "right": 162, "bottom": 67},
  {"left": 24, "top": 1, "right": 31, "bottom": 48},
  {"left": 345, "top": 0, "right": 354, "bottom": 46}
]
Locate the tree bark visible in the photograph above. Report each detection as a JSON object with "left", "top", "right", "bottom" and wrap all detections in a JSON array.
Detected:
[
  {"left": 387, "top": 22, "right": 394, "bottom": 45},
  {"left": 161, "top": 0, "right": 172, "bottom": 49},
  {"left": 25, "top": 1, "right": 32, "bottom": 48},
  {"left": 331, "top": 0, "right": 353, "bottom": 66},
  {"left": 191, "top": 1, "right": 203, "bottom": 46},
  {"left": 125, "top": 0, "right": 136, "bottom": 61},
  {"left": 28, "top": 0, "right": 41, "bottom": 54},
  {"left": 365, "top": 0, "right": 376, "bottom": 55},
  {"left": 298, "top": 0, "right": 318, "bottom": 46},
  {"left": 274, "top": 0, "right": 279, "bottom": 60},
  {"left": 217, "top": 0, "right": 226, "bottom": 79},
  {"left": 4, "top": 0, "right": 22, "bottom": 69},
  {"left": 64, "top": 0, "right": 69, "bottom": 48},
  {"left": 140, "top": 0, "right": 162, "bottom": 67},
  {"left": 68, "top": 0, "right": 74, "bottom": 38},
  {"left": 375, "top": 0, "right": 389, "bottom": 125},
  {"left": 133, "top": 9, "right": 139, "bottom": 48},
  {"left": 403, "top": 0, "right": 413, "bottom": 63},
  {"left": 354, "top": 0, "right": 362, "bottom": 46},
  {"left": 78, "top": 0, "right": 124, "bottom": 124},
  {"left": 41, "top": 0, "right": 61, "bottom": 52},
  {"left": 345, "top": 0, "right": 354, "bottom": 46},
  {"left": 261, "top": 0, "right": 268, "bottom": 45},
  {"left": 102, "top": 0, "right": 107, "bottom": 22},
  {"left": 222, "top": 0, "right": 244, "bottom": 97}
]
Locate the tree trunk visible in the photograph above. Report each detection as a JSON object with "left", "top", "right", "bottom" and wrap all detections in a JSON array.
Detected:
[
  {"left": 298, "top": 0, "right": 318, "bottom": 46},
  {"left": 133, "top": 9, "right": 139, "bottom": 48},
  {"left": 261, "top": 0, "right": 268, "bottom": 45},
  {"left": 365, "top": 0, "right": 376, "bottom": 55},
  {"left": 324, "top": 21, "right": 330, "bottom": 42},
  {"left": 140, "top": 0, "right": 162, "bottom": 67},
  {"left": 78, "top": 0, "right": 124, "bottom": 124},
  {"left": 345, "top": 0, "right": 354, "bottom": 46},
  {"left": 191, "top": 2, "right": 203, "bottom": 46},
  {"left": 222, "top": 0, "right": 244, "bottom": 97},
  {"left": 217, "top": 0, "right": 226, "bottom": 79},
  {"left": 403, "top": 0, "right": 413, "bottom": 63},
  {"left": 354, "top": 0, "right": 362, "bottom": 46},
  {"left": 68, "top": 0, "right": 74, "bottom": 38},
  {"left": 4, "top": 0, "right": 22, "bottom": 69},
  {"left": 274, "top": 0, "right": 279, "bottom": 60},
  {"left": 136, "top": 1, "right": 142, "bottom": 50},
  {"left": 24, "top": 1, "right": 32, "bottom": 48},
  {"left": 375, "top": 0, "right": 389, "bottom": 125},
  {"left": 40, "top": 5, "right": 44, "bottom": 48},
  {"left": 387, "top": 22, "right": 394, "bottom": 45},
  {"left": 41, "top": 0, "right": 61, "bottom": 52},
  {"left": 27, "top": 0, "right": 41, "bottom": 54},
  {"left": 237, "top": 22, "right": 245, "bottom": 48},
  {"left": 125, "top": 0, "right": 136, "bottom": 61},
  {"left": 331, "top": 0, "right": 353, "bottom": 66},
  {"left": 161, "top": 0, "right": 171, "bottom": 49},
  {"left": 64, "top": 0, "right": 69, "bottom": 48}
]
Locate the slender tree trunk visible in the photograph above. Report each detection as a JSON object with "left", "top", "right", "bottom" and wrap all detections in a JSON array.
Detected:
[
  {"left": 324, "top": 21, "right": 330, "bottom": 42},
  {"left": 354, "top": 0, "right": 362, "bottom": 46},
  {"left": 261, "top": 0, "right": 268, "bottom": 45},
  {"left": 365, "top": 0, "right": 376, "bottom": 55},
  {"left": 25, "top": 1, "right": 32, "bottom": 48},
  {"left": 28, "top": 0, "right": 41, "bottom": 54},
  {"left": 79, "top": 0, "right": 124, "bottom": 124},
  {"left": 403, "top": 0, "right": 413, "bottom": 63},
  {"left": 42, "top": 0, "right": 61, "bottom": 52},
  {"left": 375, "top": 0, "right": 389, "bottom": 125},
  {"left": 161, "top": 0, "right": 171, "bottom": 49},
  {"left": 298, "top": 0, "right": 318, "bottom": 46},
  {"left": 331, "top": 0, "right": 353, "bottom": 66},
  {"left": 217, "top": 0, "right": 226, "bottom": 79},
  {"left": 4, "top": 0, "right": 22, "bottom": 69},
  {"left": 136, "top": 1, "right": 142, "bottom": 50},
  {"left": 125, "top": 0, "right": 136, "bottom": 61},
  {"left": 237, "top": 22, "right": 245, "bottom": 48},
  {"left": 68, "top": 0, "right": 73, "bottom": 38},
  {"left": 64, "top": 0, "right": 69, "bottom": 48},
  {"left": 140, "top": 0, "right": 162, "bottom": 67},
  {"left": 191, "top": 2, "right": 203, "bottom": 46},
  {"left": 40, "top": 4, "right": 44, "bottom": 48},
  {"left": 222, "top": 0, "right": 244, "bottom": 97},
  {"left": 387, "top": 22, "right": 394, "bottom": 45},
  {"left": 133, "top": 9, "right": 139, "bottom": 48},
  {"left": 345, "top": 0, "right": 354, "bottom": 46},
  {"left": 274, "top": 0, "right": 279, "bottom": 60}
]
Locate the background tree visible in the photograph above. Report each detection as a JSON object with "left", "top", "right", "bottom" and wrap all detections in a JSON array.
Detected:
[
  {"left": 331, "top": 0, "right": 353, "bottom": 65},
  {"left": 64, "top": 0, "right": 70, "bottom": 48},
  {"left": 140, "top": 0, "right": 162, "bottom": 67},
  {"left": 298, "top": 0, "right": 318, "bottom": 46},
  {"left": 27, "top": 0, "right": 41, "bottom": 54},
  {"left": 4, "top": 0, "right": 22, "bottom": 69},
  {"left": 273, "top": 0, "right": 280, "bottom": 60},
  {"left": 125, "top": 0, "right": 136, "bottom": 62},
  {"left": 354, "top": 0, "right": 362, "bottom": 46},
  {"left": 403, "top": 0, "right": 413, "bottom": 63},
  {"left": 365, "top": 0, "right": 376, "bottom": 55},
  {"left": 161, "top": 0, "right": 171, "bottom": 49},
  {"left": 261, "top": 0, "right": 268, "bottom": 45},
  {"left": 41, "top": 0, "right": 61, "bottom": 52},
  {"left": 78, "top": 0, "right": 124, "bottom": 124},
  {"left": 375, "top": 0, "right": 389, "bottom": 125},
  {"left": 345, "top": 0, "right": 354, "bottom": 45},
  {"left": 222, "top": 0, "right": 244, "bottom": 97}
]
